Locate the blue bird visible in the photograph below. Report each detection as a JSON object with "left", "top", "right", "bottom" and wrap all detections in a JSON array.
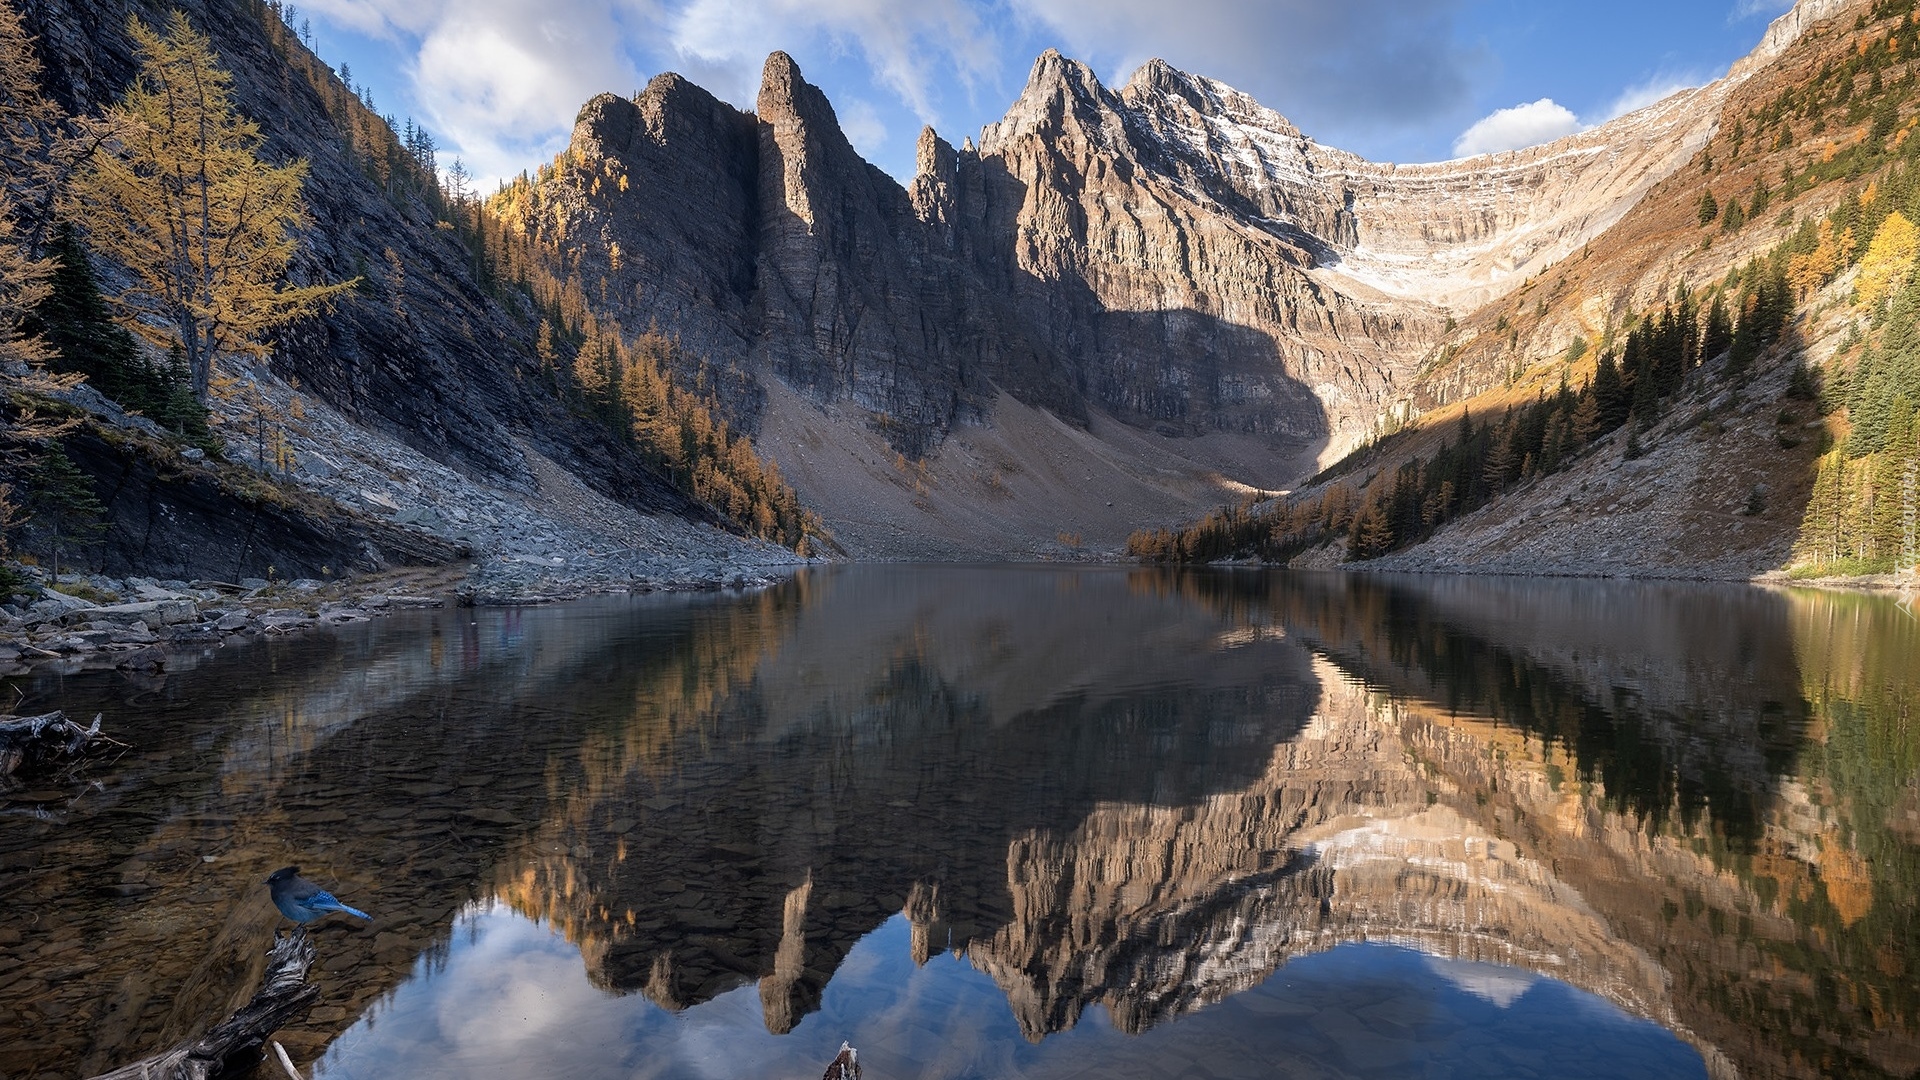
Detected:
[{"left": 267, "top": 865, "right": 371, "bottom": 926}]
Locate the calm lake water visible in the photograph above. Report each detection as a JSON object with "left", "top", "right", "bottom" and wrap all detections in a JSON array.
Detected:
[{"left": 1, "top": 566, "right": 1916, "bottom": 1079}]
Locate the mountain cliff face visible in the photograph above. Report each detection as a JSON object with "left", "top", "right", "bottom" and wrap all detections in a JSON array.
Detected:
[
  {"left": 11, "top": 0, "right": 1866, "bottom": 567},
  {"left": 16, "top": 0, "right": 732, "bottom": 570},
  {"left": 512, "top": 1, "right": 1846, "bottom": 557}
]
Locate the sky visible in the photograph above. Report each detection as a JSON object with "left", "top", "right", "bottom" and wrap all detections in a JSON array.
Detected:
[{"left": 281, "top": 0, "right": 1803, "bottom": 189}]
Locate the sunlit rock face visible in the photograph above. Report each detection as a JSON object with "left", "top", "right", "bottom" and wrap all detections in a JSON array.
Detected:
[
  {"left": 1095, "top": 60, "right": 1719, "bottom": 313},
  {"left": 523, "top": 3, "right": 1827, "bottom": 483}
]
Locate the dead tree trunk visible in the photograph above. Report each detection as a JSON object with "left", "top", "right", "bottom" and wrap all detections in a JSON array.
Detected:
[
  {"left": 0, "top": 711, "right": 105, "bottom": 782},
  {"left": 88, "top": 933, "right": 319, "bottom": 1080}
]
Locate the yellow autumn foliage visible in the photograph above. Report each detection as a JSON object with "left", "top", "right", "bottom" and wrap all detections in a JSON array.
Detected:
[
  {"left": 1856, "top": 210, "right": 1919, "bottom": 309},
  {"left": 1790, "top": 219, "right": 1856, "bottom": 296},
  {"left": 66, "top": 12, "right": 354, "bottom": 402}
]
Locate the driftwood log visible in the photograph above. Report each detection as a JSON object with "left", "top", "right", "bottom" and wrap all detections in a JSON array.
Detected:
[
  {"left": 0, "top": 710, "right": 107, "bottom": 782},
  {"left": 88, "top": 932, "right": 319, "bottom": 1080}
]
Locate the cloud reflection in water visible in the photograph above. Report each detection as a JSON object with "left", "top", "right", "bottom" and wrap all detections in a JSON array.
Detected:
[{"left": 313, "top": 903, "right": 1702, "bottom": 1079}]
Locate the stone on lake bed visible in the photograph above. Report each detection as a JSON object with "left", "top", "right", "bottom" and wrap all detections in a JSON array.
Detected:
[{"left": 457, "top": 808, "right": 522, "bottom": 826}]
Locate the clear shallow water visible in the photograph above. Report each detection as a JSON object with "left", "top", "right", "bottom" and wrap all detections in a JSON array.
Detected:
[{"left": 0, "top": 566, "right": 1915, "bottom": 1079}]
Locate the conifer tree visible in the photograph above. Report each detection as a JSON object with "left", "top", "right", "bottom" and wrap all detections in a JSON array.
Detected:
[
  {"left": 0, "top": 0, "right": 83, "bottom": 247},
  {"left": 23, "top": 225, "right": 197, "bottom": 420},
  {"left": 1571, "top": 390, "right": 1604, "bottom": 445},
  {"left": 66, "top": 12, "right": 354, "bottom": 403},
  {"left": 1593, "top": 350, "right": 1629, "bottom": 430},
  {"left": 1482, "top": 424, "right": 1515, "bottom": 492},
  {"left": 1721, "top": 198, "right": 1746, "bottom": 233},
  {"left": 1697, "top": 189, "right": 1719, "bottom": 226},
  {"left": 1702, "top": 294, "right": 1733, "bottom": 363},
  {"left": 0, "top": 193, "right": 50, "bottom": 371},
  {"left": 1348, "top": 499, "right": 1394, "bottom": 559},
  {"left": 27, "top": 442, "right": 105, "bottom": 582}
]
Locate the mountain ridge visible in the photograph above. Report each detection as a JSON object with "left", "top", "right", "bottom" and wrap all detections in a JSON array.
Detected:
[
  {"left": 4, "top": 0, "right": 1882, "bottom": 577},
  {"left": 505, "top": 1, "right": 1852, "bottom": 559}
]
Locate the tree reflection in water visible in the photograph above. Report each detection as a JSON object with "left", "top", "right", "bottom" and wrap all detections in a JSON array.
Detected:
[{"left": 0, "top": 567, "right": 1914, "bottom": 1079}]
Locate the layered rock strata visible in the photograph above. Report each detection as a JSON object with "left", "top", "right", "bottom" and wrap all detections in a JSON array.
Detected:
[{"left": 524, "top": 2, "right": 1830, "bottom": 497}]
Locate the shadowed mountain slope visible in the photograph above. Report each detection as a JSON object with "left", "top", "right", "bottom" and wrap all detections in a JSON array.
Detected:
[{"left": 501, "top": 3, "right": 1847, "bottom": 558}]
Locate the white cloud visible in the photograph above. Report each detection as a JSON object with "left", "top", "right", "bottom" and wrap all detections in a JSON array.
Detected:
[
  {"left": 836, "top": 97, "right": 887, "bottom": 156},
  {"left": 1450, "top": 71, "right": 1703, "bottom": 159},
  {"left": 305, "top": 0, "right": 657, "bottom": 187},
  {"left": 1010, "top": 0, "right": 1481, "bottom": 138},
  {"left": 1731, "top": 0, "right": 1794, "bottom": 19},
  {"left": 667, "top": 0, "right": 999, "bottom": 121},
  {"left": 296, "top": 0, "right": 422, "bottom": 38},
  {"left": 304, "top": 0, "right": 1001, "bottom": 183},
  {"left": 410, "top": 8, "right": 640, "bottom": 183},
  {"left": 1451, "top": 98, "right": 1581, "bottom": 157},
  {"left": 1598, "top": 74, "right": 1698, "bottom": 121}
]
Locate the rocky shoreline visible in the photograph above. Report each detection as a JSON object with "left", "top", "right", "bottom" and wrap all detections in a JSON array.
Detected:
[
  {"left": 7, "top": 542, "right": 1897, "bottom": 680},
  {"left": 0, "top": 558, "right": 800, "bottom": 678}
]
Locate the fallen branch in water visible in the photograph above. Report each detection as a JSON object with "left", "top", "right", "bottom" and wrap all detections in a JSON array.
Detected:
[
  {"left": 271, "top": 1040, "right": 305, "bottom": 1080},
  {"left": 0, "top": 711, "right": 124, "bottom": 786},
  {"left": 88, "top": 933, "right": 319, "bottom": 1080}
]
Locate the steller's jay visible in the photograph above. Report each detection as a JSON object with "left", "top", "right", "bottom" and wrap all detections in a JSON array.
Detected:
[{"left": 268, "top": 865, "right": 371, "bottom": 925}]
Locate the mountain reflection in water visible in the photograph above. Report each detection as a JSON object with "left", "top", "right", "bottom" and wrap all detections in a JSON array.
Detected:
[{"left": 0, "top": 567, "right": 1914, "bottom": 1080}]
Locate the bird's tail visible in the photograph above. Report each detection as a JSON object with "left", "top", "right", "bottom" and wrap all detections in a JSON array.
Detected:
[{"left": 319, "top": 897, "right": 372, "bottom": 921}]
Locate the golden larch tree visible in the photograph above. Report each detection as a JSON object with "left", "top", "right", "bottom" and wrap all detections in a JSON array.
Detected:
[
  {"left": 66, "top": 11, "right": 351, "bottom": 403},
  {"left": 0, "top": 3, "right": 82, "bottom": 447},
  {"left": 1855, "top": 210, "right": 1918, "bottom": 310},
  {"left": 0, "top": 193, "right": 51, "bottom": 370},
  {"left": 1, "top": 0, "right": 56, "bottom": 364}
]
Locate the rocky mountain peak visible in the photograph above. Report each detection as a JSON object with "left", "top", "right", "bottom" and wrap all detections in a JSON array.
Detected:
[
  {"left": 915, "top": 125, "right": 956, "bottom": 180},
  {"left": 756, "top": 50, "right": 838, "bottom": 135},
  {"left": 1735, "top": 0, "right": 1860, "bottom": 77},
  {"left": 571, "top": 91, "right": 639, "bottom": 156},
  {"left": 983, "top": 47, "right": 1125, "bottom": 148},
  {"left": 571, "top": 74, "right": 748, "bottom": 165},
  {"left": 1119, "top": 58, "right": 1308, "bottom": 146}
]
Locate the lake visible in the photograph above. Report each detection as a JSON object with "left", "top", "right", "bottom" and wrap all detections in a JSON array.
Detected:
[{"left": 1, "top": 566, "right": 1915, "bottom": 1079}]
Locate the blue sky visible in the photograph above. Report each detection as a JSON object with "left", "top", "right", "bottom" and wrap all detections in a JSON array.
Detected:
[{"left": 283, "top": 0, "right": 1801, "bottom": 189}]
